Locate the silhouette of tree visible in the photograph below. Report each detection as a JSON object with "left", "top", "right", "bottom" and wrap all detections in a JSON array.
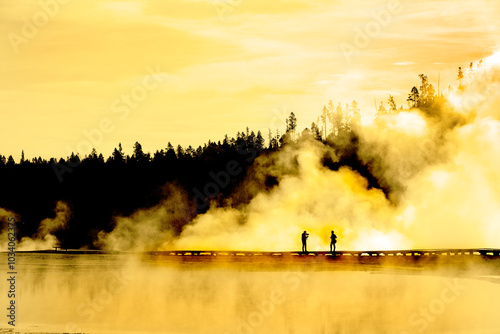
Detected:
[
  {"left": 427, "top": 84, "right": 435, "bottom": 101},
  {"left": 255, "top": 131, "right": 265, "bottom": 151},
  {"left": 186, "top": 145, "right": 195, "bottom": 158},
  {"left": 287, "top": 112, "right": 297, "bottom": 141},
  {"left": 407, "top": 86, "right": 419, "bottom": 108},
  {"left": 176, "top": 145, "right": 185, "bottom": 160},
  {"left": 31, "top": 156, "right": 45, "bottom": 165},
  {"left": 248, "top": 130, "right": 256, "bottom": 148},
  {"left": 288, "top": 112, "right": 297, "bottom": 131},
  {"left": 328, "top": 100, "right": 336, "bottom": 134},
  {"left": 222, "top": 135, "right": 230, "bottom": 149},
  {"left": 350, "top": 100, "right": 361, "bottom": 129},
  {"left": 88, "top": 148, "right": 98, "bottom": 161},
  {"left": 153, "top": 149, "right": 164, "bottom": 162},
  {"left": 275, "top": 129, "right": 282, "bottom": 147},
  {"left": 7, "top": 155, "right": 15, "bottom": 166},
  {"left": 466, "top": 62, "right": 474, "bottom": 82},
  {"left": 388, "top": 96, "right": 397, "bottom": 113},
  {"left": 457, "top": 67, "right": 464, "bottom": 92},
  {"left": 111, "top": 143, "right": 125, "bottom": 163},
  {"left": 68, "top": 152, "right": 80, "bottom": 165},
  {"left": 195, "top": 145, "right": 203, "bottom": 157},
  {"left": 418, "top": 74, "right": 429, "bottom": 103},
  {"left": 342, "top": 103, "right": 351, "bottom": 132},
  {"left": 132, "top": 142, "right": 146, "bottom": 163},
  {"left": 335, "top": 103, "right": 344, "bottom": 134},
  {"left": 321, "top": 105, "right": 329, "bottom": 139},
  {"left": 376, "top": 101, "right": 388, "bottom": 119},
  {"left": 166, "top": 142, "right": 176, "bottom": 160},
  {"left": 311, "top": 122, "right": 321, "bottom": 140}
]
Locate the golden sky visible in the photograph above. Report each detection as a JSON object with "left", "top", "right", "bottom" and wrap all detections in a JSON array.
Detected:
[{"left": 1, "top": 0, "right": 500, "bottom": 160}]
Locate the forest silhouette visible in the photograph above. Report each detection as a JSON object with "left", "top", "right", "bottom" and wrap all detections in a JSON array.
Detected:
[{"left": 0, "top": 67, "right": 472, "bottom": 249}]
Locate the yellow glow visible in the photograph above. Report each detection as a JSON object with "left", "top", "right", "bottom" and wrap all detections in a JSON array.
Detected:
[
  {"left": 391, "top": 112, "right": 428, "bottom": 136},
  {"left": 2, "top": 1, "right": 500, "bottom": 159},
  {"left": 446, "top": 92, "right": 465, "bottom": 109},
  {"left": 352, "top": 230, "right": 408, "bottom": 250},
  {"left": 484, "top": 49, "right": 500, "bottom": 66},
  {"left": 429, "top": 170, "right": 451, "bottom": 190}
]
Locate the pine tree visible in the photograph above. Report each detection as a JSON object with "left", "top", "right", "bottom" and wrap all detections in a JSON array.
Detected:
[
  {"left": 457, "top": 67, "right": 464, "bottom": 92},
  {"left": 375, "top": 102, "right": 387, "bottom": 119},
  {"left": 186, "top": 146, "right": 195, "bottom": 158},
  {"left": 427, "top": 84, "right": 435, "bottom": 102},
  {"left": 256, "top": 131, "right": 265, "bottom": 150},
  {"left": 311, "top": 122, "right": 321, "bottom": 140},
  {"left": 132, "top": 142, "right": 145, "bottom": 163},
  {"left": 350, "top": 100, "right": 361, "bottom": 129},
  {"left": 419, "top": 74, "right": 429, "bottom": 103},
  {"left": 287, "top": 112, "right": 297, "bottom": 141},
  {"left": 176, "top": 145, "right": 185, "bottom": 159},
  {"left": 6, "top": 155, "right": 15, "bottom": 166},
  {"left": 333, "top": 103, "right": 344, "bottom": 135},
  {"left": 321, "top": 105, "right": 328, "bottom": 139},
  {"left": 407, "top": 86, "right": 419, "bottom": 108},
  {"left": 166, "top": 142, "right": 176, "bottom": 160},
  {"left": 388, "top": 95, "right": 397, "bottom": 113}
]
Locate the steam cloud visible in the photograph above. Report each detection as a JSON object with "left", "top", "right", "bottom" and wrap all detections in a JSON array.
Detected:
[
  {"left": 95, "top": 184, "right": 193, "bottom": 251},
  {"left": 1, "top": 201, "right": 70, "bottom": 251},
  {"left": 0, "top": 207, "right": 19, "bottom": 250},
  {"left": 97, "top": 52, "right": 500, "bottom": 252}
]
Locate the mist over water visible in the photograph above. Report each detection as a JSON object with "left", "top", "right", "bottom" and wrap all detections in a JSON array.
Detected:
[{"left": 1, "top": 253, "right": 499, "bottom": 334}]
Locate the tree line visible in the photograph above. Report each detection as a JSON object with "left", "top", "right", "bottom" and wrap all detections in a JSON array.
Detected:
[{"left": 0, "top": 65, "right": 473, "bottom": 249}]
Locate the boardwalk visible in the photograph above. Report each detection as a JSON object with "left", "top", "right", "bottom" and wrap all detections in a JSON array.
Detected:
[
  {"left": 15, "top": 248, "right": 500, "bottom": 271},
  {"left": 20, "top": 248, "right": 500, "bottom": 258},
  {"left": 146, "top": 248, "right": 500, "bottom": 257}
]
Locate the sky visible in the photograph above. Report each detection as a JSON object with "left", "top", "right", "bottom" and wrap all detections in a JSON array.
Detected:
[{"left": 1, "top": 0, "right": 500, "bottom": 160}]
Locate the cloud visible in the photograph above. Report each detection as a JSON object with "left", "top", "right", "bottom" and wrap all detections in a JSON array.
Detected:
[{"left": 393, "top": 61, "right": 415, "bottom": 66}]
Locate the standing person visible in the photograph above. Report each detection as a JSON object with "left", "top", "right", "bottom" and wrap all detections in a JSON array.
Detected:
[
  {"left": 301, "top": 231, "right": 309, "bottom": 253},
  {"left": 330, "top": 231, "right": 337, "bottom": 254}
]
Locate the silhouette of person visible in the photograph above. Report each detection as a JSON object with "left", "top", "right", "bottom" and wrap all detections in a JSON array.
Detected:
[
  {"left": 330, "top": 231, "right": 337, "bottom": 253},
  {"left": 301, "top": 231, "right": 309, "bottom": 253}
]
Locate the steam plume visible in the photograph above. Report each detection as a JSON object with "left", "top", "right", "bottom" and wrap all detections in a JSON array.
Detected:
[
  {"left": 99, "top": 52, "right": 500, "bottom": 252},
  {"left": 0, "top": 201, "right": 70, "bottom": 251}
]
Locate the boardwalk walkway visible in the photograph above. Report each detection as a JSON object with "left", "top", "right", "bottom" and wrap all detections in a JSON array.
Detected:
[{"left": 147, "top": 248, "right": 500, "bottom": 257}]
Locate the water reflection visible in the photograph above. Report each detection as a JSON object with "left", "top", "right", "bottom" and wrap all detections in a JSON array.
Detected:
[{"left": 0, "top": 253, "right": 499, "bottom": 334}]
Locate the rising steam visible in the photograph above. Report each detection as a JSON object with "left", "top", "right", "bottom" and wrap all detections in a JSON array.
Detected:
[
  {"left": 78, "top": 52, "right": 500, "bottom": 252},
  {"left": 95, "top": 184, "right": 193, "bottom": 251},
  {"left": 0, "top": 201, "right": 70, "bottom": 251}
]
